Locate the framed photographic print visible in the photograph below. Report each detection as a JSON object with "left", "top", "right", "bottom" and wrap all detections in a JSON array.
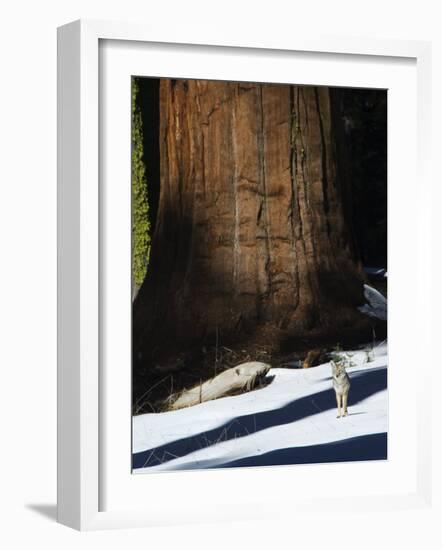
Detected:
[{"left": 57, "top": 19, "right": 432, "bottom": 530}]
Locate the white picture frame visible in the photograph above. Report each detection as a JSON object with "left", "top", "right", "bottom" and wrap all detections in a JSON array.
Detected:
[{"left": 57, "top": 19, "right": 432, "bottom": 531}]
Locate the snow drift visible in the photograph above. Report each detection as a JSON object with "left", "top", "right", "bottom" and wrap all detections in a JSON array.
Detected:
[
  {"left": 133, "top": 342, "right": 388, "bottom": 472},
  {"left": 358, "top": 284, "right": 387, "bottom": 321}
]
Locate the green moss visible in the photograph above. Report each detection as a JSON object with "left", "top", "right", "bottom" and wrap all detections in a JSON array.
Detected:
[{"left": 132, "top": 78, "right": 151, "bottom": 292}]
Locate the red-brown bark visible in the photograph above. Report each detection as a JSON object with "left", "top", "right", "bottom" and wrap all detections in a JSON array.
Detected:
[{"left": 133, "top": 80, "right": 370, "bottom": 366}]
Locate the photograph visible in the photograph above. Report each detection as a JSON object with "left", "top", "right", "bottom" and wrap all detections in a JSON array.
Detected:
[{"left": 131, "top": 77, "right": 388, "bottom": 473}]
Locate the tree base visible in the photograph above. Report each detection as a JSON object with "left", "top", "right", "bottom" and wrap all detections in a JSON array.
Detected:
[{"left": 133, "top": 311, "right": 386, "bottom": 414}]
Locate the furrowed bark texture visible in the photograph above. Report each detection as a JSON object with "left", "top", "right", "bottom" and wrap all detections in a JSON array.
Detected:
[{"left": 133, "top": 80, "right": 366, "bottom": 364}]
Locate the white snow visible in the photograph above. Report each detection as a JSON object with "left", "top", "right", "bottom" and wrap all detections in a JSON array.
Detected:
[
  {"left": 133, "top": 342, "right": 388, "bottom": 472},
  {"left": 358, "top": 284, "right": 387, "bottom": 321}
]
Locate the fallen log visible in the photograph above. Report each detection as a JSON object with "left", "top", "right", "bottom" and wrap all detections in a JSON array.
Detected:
[{"left": 166, "top": 362, "right": 272, "bottom": 411}]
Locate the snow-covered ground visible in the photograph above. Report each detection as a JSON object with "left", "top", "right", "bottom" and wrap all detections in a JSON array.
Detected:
[
  {"left": 133, "top": 341, "right": 388, "bottom": 472},
  {"left": 358, "top": 284, "right": 387, "bottom": 321}
]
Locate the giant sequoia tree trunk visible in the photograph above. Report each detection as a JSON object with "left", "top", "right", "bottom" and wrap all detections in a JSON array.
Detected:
[{"left": 133, "top": 80, "right": 370, "bottom": 369}]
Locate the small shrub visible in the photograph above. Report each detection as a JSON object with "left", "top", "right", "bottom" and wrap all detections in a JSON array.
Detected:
[{"left": 330, "top": 343, "right": 356, "bottom": 369}]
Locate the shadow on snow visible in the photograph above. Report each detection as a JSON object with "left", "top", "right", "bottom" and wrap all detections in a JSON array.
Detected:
[
  {"left": 133, "top": 366, "right": 387, "bottom": 470},
  {"left": 168, "top": 432, "right": 387, "bottom": 470}
]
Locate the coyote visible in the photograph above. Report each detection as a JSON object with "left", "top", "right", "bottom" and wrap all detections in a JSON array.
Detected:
[{"left": 331, "top": 361, "right": 351, "bottom": 418}]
